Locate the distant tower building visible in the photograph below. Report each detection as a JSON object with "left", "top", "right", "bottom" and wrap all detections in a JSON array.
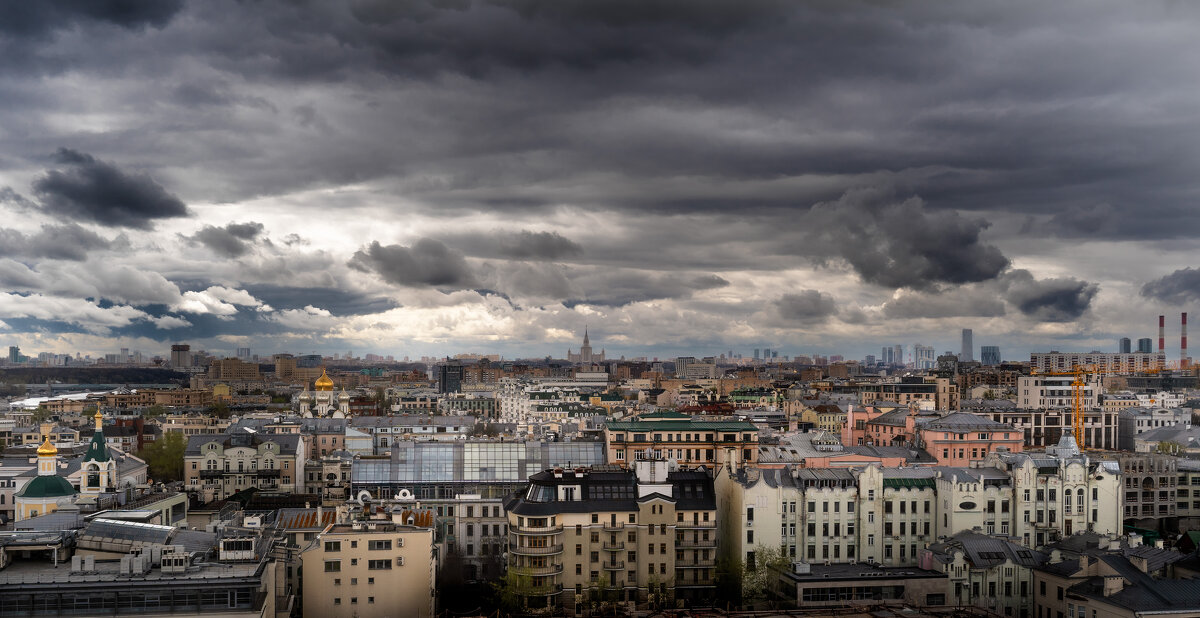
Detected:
[
  {"left": 881, "top": 346, "right": 892, "bottom": 365},
  {"left": 567, "top": 328, "right": 605, "bottom": 364},
  {"left": 865, "top": 354, "right": 876, "bottom": 366},
  {"left": 170, "top": 344, "right": 191, "bottom": 368},
  {"left": 960, "top": 329, "right": 974, "bottom": 362},
  {"left": 913, "top": 344, "right": 936, "bottom": 369},
  {"left": 753, "top": 349, "right": 760, "bottom": 360},
  {"left": 893, "top": 344, "right": 904, "bottom": 367},
  {"left": 981, "top": 345, "right": 1001, "bottom": 366},
  {"left": 437, "top": 361, "right": 464, "bottom": 394},
  {"left": 763, "top": 347, "right": 772, "bottom": 361},
  {"left": 237, "top": 347, "right": 251, "bottom": 361},
  {"left": 7, "top": 345, "right": 19, "bottom": 364},
  {"left": 1119, "top": 338, "right": 1131, "bottom": 354},
  {"left": 1137, "top": 338, "right": 1153, "bottom": 354}
]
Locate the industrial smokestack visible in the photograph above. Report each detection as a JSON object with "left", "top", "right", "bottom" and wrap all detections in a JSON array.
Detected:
[
  {"left": 1183, "top": 312, "right": 1189, "bottom": 369},
  {"left": 1159, "top": 315, "right": 1165, "bottom": 356}
]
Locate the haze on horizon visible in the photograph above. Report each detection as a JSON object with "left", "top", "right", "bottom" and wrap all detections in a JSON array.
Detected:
[{"left": 1, "top": 1, "right": 1199, "bottom": 362}]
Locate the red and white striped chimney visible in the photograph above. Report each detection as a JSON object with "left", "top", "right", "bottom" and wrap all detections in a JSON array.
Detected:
[
  {"left": 1159, "top": 315, "right": 1166, "bottom": 356},
  {"left": 1183, "top": 312, "right": 1189, "bottom": 368}
]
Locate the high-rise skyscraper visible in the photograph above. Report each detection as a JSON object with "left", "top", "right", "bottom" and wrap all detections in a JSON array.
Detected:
[
  {"left": 1119, "top": 338, "right": 1131, "bottom": 354},
  {"left": 1138, "top": 338, "right": 1153, "bottom": 354},
  {"left": 437, "top": 361, "right": 464, "bottom": 394},
  {"left": 753, "top": 349, "right": 760, "bottom": 359},
  {"left": 961, "top": 329, "right": 974, "bottom": 362},
  {"left": 170, "top": 344, "right": 191, "bottom": 368},
  {"left": 981, "top": 345, "right": 1001, "bottom": 366},
  {"left": 7, "top": 346, "right": 19, "bottom": 364},
  {"left": 893, "top": 344, "right": 904, "bottom": 367}
]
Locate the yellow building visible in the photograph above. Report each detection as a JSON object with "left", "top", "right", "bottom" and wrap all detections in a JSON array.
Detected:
[
  {"left": 14, "top": 436, "right": 77, "bottom": 520},
  {"left": 300, "top": 521, "right": 435, "bottom": 617}
]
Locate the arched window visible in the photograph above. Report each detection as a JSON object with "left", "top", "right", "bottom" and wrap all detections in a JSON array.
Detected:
[{"left": 88, "top": 463, "right": 101, "bottom": 488}]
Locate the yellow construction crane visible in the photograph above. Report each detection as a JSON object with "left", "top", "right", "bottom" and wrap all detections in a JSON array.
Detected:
[{"left": 1032, "top": 365, "right": 1091, "bottom": 450}]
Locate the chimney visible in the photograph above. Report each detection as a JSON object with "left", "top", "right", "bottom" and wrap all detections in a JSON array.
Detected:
[
  {"left": 1159, "top": 315, "right": 1166, "bottom": 358},
  {"left": 1183, "top": 312, "right": 1189, "bottom": 369}
]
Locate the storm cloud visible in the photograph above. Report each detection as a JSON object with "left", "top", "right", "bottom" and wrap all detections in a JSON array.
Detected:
[
  {"left": 31, "top": 149, "right": 189, "bottom": 229},
  {"left": 186, "top": 221, "right": 266, "bottom": 257},
  {"left": 349, "top": 239, "right": 477, "bottom": 289},
  {"left": 0, "top": 1, "right": 1193, "bottom": 357}
]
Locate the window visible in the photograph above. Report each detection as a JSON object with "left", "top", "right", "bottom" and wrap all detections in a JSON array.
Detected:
[
  {"left": 324, "top": 541, "right": 341, "bottom": 552},
  {"left": 368, "top": 560, "right": 392, "bottom": 570},
  {"left": 368, "top": 540, "right": 392, "bottom": 551},
  {"left": 747, "top": 530, "right": 753, "bottom": 544},
  {"left": 324, "top": 560, "right": 341, "bottom": 572}
]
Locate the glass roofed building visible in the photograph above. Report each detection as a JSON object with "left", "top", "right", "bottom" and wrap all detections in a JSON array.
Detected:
[{"left": 351, "top": 440, "right": 605, "bottom": 499}]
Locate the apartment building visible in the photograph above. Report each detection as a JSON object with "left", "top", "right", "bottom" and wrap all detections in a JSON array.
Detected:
[
  {"left": 1115, "top": 453, "right": 1177, "bottom": 524},
  {"left": 921, "top": 531, "right": 1049, "bottom": 618},
  {"left": 1029, "top": 351, "right": 1165, "bottom": 374},
  {"left": 715, "top": 437, "right": 1123, "bottom": 571},
  {"left": 504, "top": 459, "right": 718, "bottom": 614},
  {"left": 604, "top": 414, "right": 759, "bottom": 469},
  {"left": 1032, "top": 542, "right": 1200, "bottom": 618},
  {"left": 300, "top": 521, "right": 436, "bottom": 618},
  {"left": 859, "top": 377, "right": 959, "bottom": 412},
  {"left": 184, "top": 432, "right": 304, "bottom": 500},
  {"left": 1117, "top": 407, "right": 1192, "bottom": 450}
]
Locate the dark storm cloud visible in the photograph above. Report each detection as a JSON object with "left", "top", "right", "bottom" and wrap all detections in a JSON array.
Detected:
[
  {"left": 0, "top": 223, "right": 112, "bottom": 261},
  {"left": 883, "top": 290, "right": 1007, "bottom": 320},
  {"left": 443, "top": 229, "right": 583, "bottom": 261},
  {"left": 0, "top": 0, "right": 183, "bottom": 38},
  {"left": 802, "top": 191, "right": 1010, "bottom": 290},
  {"left": 185, "top": 221, "right": 266, "bottom": 257},
  {"left": 1004, "top": 270, "right": 1098, "bottom": 322},
  {"left": 1142, "top": 268, "right": 1200, "bottom": 304},
  {"left": 775, "top": 290, "right": 837, "bottom": 325},
  {"left": 348, "top": 239, "right": 477, "bottom": 289},
  {"left": 31, "top": 149, "right": 189, "bottom": 229},
  {"left": 562, "top": 272, "right": 728, "bottom": 307}
]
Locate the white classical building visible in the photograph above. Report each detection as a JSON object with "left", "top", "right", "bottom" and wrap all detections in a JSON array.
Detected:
[{"left": 297, "top": 369, "right": 349, "bottom": 418}]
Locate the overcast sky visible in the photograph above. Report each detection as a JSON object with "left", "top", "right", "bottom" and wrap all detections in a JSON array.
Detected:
[{"left": 2, "top": 0, "right": 1199, "bottom": 362}]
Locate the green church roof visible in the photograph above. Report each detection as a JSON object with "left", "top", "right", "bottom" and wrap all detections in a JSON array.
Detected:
[
  {"left": 84, "top": 430, "right": 111, "bottom": 463},
  {"left": 17, "top": 474, "right": 77, "bottom": 499}
]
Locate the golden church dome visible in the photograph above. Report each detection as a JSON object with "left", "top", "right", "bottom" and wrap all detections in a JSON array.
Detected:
[
  {"left": 315, "top": 369, "right": 334, "bottom": 391},
  {"left": 37, "top": 435, "right": 57, "bottom": 456}
]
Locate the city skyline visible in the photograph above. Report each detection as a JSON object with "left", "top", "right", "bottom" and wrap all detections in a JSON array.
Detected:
[{"left": 2, "top": 2, "right": 1200, "bottom": 360}]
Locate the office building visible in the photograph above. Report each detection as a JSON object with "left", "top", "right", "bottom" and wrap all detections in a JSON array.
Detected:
[
  {"left": 1138, "top": 338, "right": 1154, "bottom": 354},
  {"left": 438, "top": 361, "right": 465, "bottom": 394},
  {"left": 981, "top": 345, "right": 1001, "bottom": 366},
  {"left": 1119, "top": 338, "right": 1131, "bottom": 354},
  {"left": 961, "top": 329, "right": 974, "bottom": 362}
]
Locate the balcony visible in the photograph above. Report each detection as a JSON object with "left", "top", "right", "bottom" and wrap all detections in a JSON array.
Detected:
[
  {"left": 602, "top": 541, "right": 625, "bottom": 551},
  {"left": 678, "top": 559, "right": 716, "bottom": 568},
  {"left": 199, "top": 469, "right": 224, "bottom": 479},
  {"left": 601, "top": 561, "right": 624, "bottom": 571},
  {"left": 255, "top": 469, "right": 281, "bottom": 478},
  {"left": 676, "top": 522, "right": 717, "bottom": 530},
  {"left": 510, "top": 544, "right": 564, "bottom": 556},
  {"left": 514, "top": 524, "right": 563, "bottom": 535},
  {"left": 512, "top": 564, "right": 564, "bottom": 577},
  {"left": 525, "top": 583, "right": 564, "bottom": 597},
  {"left": 676, "top": 538, "right": 716, "bottom": 549},
  {"left": 602, "top": 522, "right": 625, "bottom": 532}
]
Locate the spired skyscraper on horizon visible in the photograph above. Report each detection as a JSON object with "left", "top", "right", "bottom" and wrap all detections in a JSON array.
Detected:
[{"left": 961, "top": 328, "right": 974, "bottom": 362}]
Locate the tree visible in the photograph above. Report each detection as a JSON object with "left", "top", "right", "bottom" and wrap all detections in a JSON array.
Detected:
[
  {"left": 492, "top": 568, "right": 536, "bottom": 614},
  {"left": 206, "top": 402, "right": 231, "bottom": 419},
  {"left": 741, "top": 544, "right": 790, "bottom": 608},
  {"left": 144, "top": 404, "right": 167, "bottom": 418},
  {"left": 31, "top": 406, "right": 54, "bottom": 425},
  {"left": 1157, "top": 440, "right": 1184, "bottom": 456},
  {"left": 714, "top": 554, "right": 744, "bottom": 609},
  {"left": 137, "top": 432, "right": 186, "bottom": 482}
]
